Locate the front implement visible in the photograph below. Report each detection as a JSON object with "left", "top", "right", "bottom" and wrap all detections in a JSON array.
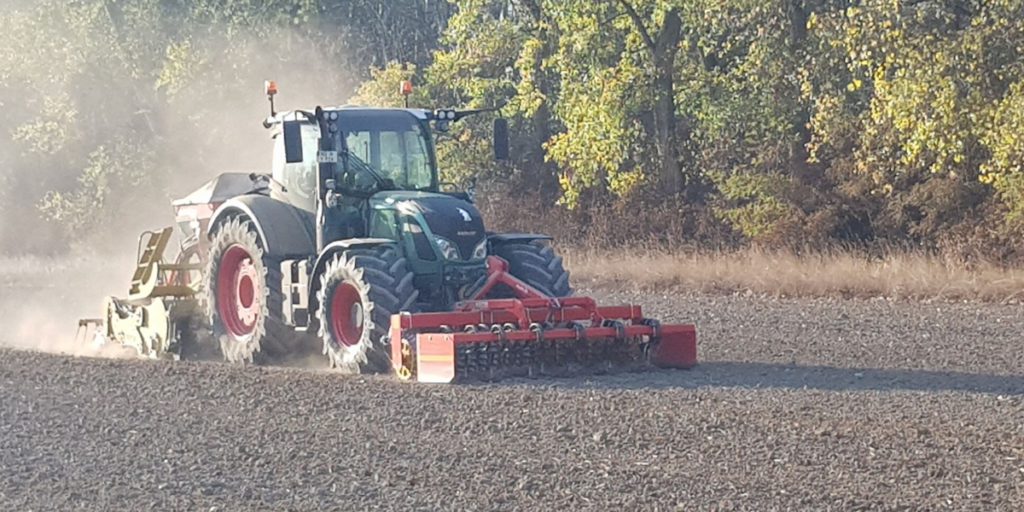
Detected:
[{"left": 390, "top": 257, "right": 697, "bottom": 383}]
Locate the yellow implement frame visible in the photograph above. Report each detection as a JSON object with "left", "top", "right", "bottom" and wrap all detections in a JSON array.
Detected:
[{"left": 81, "top": 227, "right": 203, "bottom": 359}]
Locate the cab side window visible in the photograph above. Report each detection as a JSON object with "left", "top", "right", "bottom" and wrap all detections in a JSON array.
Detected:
[
  {"left": 271, "top": 123, "right": 319, "bottom": 212},
  {"left": 378, "top": 132, "right": 403, "bottom": 179}
]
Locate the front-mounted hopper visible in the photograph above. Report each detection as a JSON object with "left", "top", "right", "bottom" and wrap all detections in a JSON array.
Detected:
[{"left": 389, "top": 256, "right": 697, "bottom": 383}]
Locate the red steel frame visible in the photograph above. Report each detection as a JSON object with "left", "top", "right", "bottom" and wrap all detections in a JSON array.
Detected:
[{"left": 391, "top": 256, "right": 697, "bottom": 383}]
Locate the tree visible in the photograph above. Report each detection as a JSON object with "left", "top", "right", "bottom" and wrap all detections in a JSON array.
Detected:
[
  {"left": 0, "top": 0, "right": 448, "bottom": 253},
  {"left": 619, "top": 2, "right": 684, "bottom": 193}
]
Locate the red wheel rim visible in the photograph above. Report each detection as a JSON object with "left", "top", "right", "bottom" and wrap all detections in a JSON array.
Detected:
[
  {"left": 216, "top": 245, "right": 260, "bottom": 338},
  {"left": 330, "top": 283, "right": 364, "bottom": 347}
]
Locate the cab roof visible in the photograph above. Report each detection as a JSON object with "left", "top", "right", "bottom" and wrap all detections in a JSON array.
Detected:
[{"left": 263, "top": 106, "right": 431, "bottom": 128}]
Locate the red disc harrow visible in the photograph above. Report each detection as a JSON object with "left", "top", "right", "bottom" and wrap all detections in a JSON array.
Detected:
[{"left": 390, "top": 256, "right": 697, "bottom": 382}]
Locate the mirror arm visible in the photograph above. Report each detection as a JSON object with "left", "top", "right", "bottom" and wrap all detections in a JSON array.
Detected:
[{"left": 452, "top": 100, "right": 508, "bottom": 122}]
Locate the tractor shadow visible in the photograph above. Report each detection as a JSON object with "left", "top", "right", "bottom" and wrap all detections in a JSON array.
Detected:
[{"left": 520, "top": 361, "right": 1024, "bottom": 395}]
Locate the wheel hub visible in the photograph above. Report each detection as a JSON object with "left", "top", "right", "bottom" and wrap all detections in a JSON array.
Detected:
[
  {"left": 330, "top": 283, "right": 365, "bottom": 348},
  {"left": 216, "top": 245, "right": 261, "bottom": 338},
  {"left": 234, "top": 258, "right": 259, "bottom": 325}
]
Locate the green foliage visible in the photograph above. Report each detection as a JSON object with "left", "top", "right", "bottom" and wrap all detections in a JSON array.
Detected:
[
  {"left": 414, "top": 0, "right": 532, "bottom": 186},
  {"left": 0, "top": 0, "right": 449, "bottom": 252},
  {"left": 11, "top": 93, "right": 78, "bottom": 155},
  {"left": 713, "top": 172, "right": 796, "bottom": 240},
  {"left": 38, "top": 139, "right": 156, "bottom": 240},
  {"left": 542, "top": 1, "right": 648, "bottom": 207},
  {"left": 6, "top": 0, "right": 1024, "bottom": 259},
  {"left": 982, "top": 80, "right": 1024, "bottom": 220},
  {"left": 350, "top": 63, "right": 421, "bottom": 108},
  {"left": 546, "top": 60, "right": 647, "bottom": 207},
  {"left": 156, "top": 41, "right": 204, "bottom": 97}
]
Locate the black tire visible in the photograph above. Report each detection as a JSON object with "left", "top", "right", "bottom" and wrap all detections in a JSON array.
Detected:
[
  {"left": 316, "top": 245, "right": 419, "bottom": 373},
  {"left": 203, "top": 217, "right": 302, "bottom": 363},
  {"left": 171, "top": 307, "right": 218, "bottom": 361},
  {"left": 492, "top": 241, "right": 572, "bottom": 297}
]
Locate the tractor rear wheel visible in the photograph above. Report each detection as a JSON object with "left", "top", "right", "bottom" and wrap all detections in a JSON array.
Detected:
[
  {"left": 204, "top": 217, "right": 303, "bottom": 363},
  {"left": 493, "top": 241, "right": 573, "bottom": 297},
  {"left": 316, "top": 246, "right": 418, "bottom": 373}
]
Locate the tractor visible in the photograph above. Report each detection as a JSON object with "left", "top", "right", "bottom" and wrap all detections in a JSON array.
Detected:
[{"left": 80, "top": 81, "right": 697, "bottom": 382}]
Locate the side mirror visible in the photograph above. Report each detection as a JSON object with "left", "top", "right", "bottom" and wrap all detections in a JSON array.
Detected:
[
  {"left": 493, "top": 118, "right": 510, "bottom": 161},
  {"left": 282, "top": 120, "right": 303, "bottom": 163}
]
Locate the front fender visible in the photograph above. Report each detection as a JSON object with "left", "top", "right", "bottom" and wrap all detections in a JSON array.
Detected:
[
  {"left": 487, "top": 233, "right": 553, "bottom": 247},
  {"left": 310, "top": 238, "right": 395, "bottom": 284}
]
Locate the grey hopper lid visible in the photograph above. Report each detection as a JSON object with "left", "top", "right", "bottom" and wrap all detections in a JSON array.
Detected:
[{"left": 172, "top": 172, "right": 259, "bottom": 207}]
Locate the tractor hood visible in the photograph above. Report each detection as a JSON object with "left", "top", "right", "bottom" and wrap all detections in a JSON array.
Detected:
[{"left": 374, "top": 191, "right": 486, "bottom": 259}]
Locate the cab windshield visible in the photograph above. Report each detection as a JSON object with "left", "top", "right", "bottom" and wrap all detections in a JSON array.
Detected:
[{"left": 339, "top": 110, "right": 436, "bottom": 191}]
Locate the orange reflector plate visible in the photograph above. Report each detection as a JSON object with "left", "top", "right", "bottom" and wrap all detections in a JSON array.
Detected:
[{"left": 416, "top": 333, "right": 456, "bottom": 383}]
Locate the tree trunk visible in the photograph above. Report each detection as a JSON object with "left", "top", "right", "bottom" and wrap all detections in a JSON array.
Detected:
[
  {"left": 786, "top": 0, "right": 815, "bottom": 184},
  {"left": 619, "top": 3, "right": 684, "bottom": 193},
  {"left": 652, "top": 9, "right": 683, "bottom": 193},
  {"left": 653, "top": 65, "right": 682, "bottom": 192}
]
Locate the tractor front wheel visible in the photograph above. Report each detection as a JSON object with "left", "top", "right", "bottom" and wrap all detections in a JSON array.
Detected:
[{"left": 316, "top": 246, "right": 418, "bottom": 373}]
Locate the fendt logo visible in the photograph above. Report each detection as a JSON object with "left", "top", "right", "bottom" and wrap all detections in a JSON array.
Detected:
[{"left": 457, "top": 208, "right": 472, "bottom": 222}]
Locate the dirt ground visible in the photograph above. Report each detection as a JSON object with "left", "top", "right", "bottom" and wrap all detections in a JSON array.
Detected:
[{"left": 1, "top": 288, "right": 1022, "bottom": 511}]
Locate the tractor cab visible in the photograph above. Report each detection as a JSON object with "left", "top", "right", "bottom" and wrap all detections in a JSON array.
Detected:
[
  {"left": 262, "top": 79, "right": 507, "bottom": 220},
  {"left": 268, "top": 108, "right": 439, "bottom": 213}
]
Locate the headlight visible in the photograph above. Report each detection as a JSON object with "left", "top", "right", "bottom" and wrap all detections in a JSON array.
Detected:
[
  {"left": 434, "top": 237, "right": 461, "bottom": 260},
  {"left": 472, "top": 239, "right": 487, "bottom": 259}
]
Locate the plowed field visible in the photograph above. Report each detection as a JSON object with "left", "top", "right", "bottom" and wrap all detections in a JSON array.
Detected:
[{"left": 2, "top": 290, "right": 1022, "bottom": 511}]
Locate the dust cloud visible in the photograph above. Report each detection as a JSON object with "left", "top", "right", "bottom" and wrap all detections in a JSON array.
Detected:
[
  {"left": 0, "top": 253, "right": 136, "bottom": 357},
  {"left": 2, "top": 304, "right": 136, "bottom": 359},
  {"left": 0, "top": 31, "right": 355, "bottom": 358}
]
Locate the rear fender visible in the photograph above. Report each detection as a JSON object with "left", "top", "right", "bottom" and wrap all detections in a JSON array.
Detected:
[{"left": 207, "top": 195, "right": 316, "bottom": 259}]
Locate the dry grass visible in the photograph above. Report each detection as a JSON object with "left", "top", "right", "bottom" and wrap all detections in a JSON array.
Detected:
[
  {"left": 565, "top": 247, "right": 1024, "bottom": 302},
  {"left": 4, "top": 247, "right": 1024, "bottom": 306}
]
